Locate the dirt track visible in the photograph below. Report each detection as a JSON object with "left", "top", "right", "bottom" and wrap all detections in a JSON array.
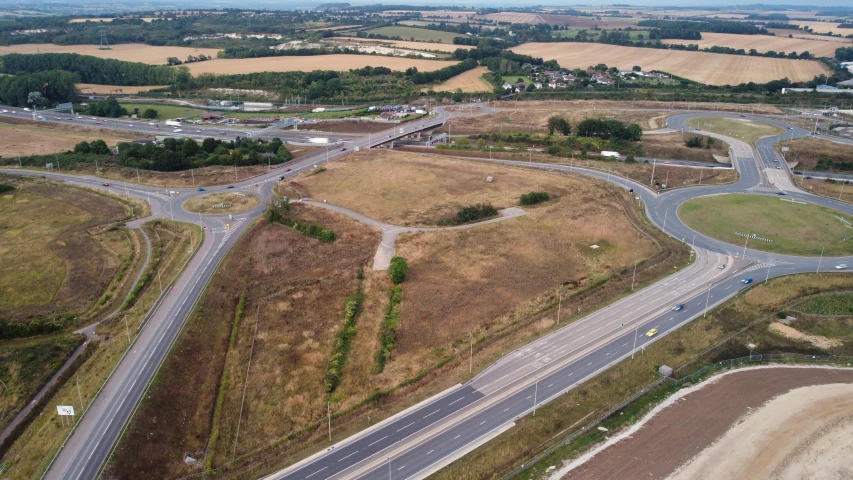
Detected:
[{"left": 558, "top": 367, "right": 853, "bottom": 480}]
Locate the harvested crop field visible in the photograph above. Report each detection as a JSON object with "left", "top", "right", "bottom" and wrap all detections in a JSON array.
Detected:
[
  {"left": 436, "top": 107, "right": 667, "bottom": 135},
  {"left": 557, "top": 367, "right": 853, "bottom": 480},
  {"left": 662, "top": 32, "right": 841, "bottom": 57},
  {"left": 76, "top": 83, "right": 167, "bottom": 94},
  {"left": 363, "top": 26, "right": 461, "bottom": 43},
  {"left": 183, "top": 55, "right": 458, "bottom": 75},
  {"left": 0, "top": 118, "right": 138, "bottom": 157},
  {"left": 423, "top": 66, "right": 492, "bottom": 93},
  {"left": 0, "top": 43, "right": 220, "bottom": 65},
  {"left": 788, "top": 21, "right": 846, "bottom": 35},
  {"left": 510, "top": 42, "right": 830, "bottom": 85},
  {"left": 767, "top": 29, "right": 853, "bottom": 44}
]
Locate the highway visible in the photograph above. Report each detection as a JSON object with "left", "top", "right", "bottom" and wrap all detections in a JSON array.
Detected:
[{"left": 4, "top": 106, "right": 852, "bottom": 480}]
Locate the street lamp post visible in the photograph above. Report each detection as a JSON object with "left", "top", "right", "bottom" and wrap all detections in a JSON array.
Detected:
[
  {"left": 533, "top": 376, "right": 538, "bottom": 417},
  {"left": 703, "top": 284, "right": 712, "bottom": 317},
  {"left": 631, "top": 262, "right": 638, "bottom": 291},
  {"left": 631, "top": 324, "right": 639, "bottom": 359}
]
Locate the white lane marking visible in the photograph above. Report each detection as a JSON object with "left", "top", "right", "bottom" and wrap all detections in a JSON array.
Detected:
[
  {"left": 454, "top": 435, "right": 461, "bottom": 439},
  {"left": 423, "top": 409, "right": 440, "bottom": 418},
  {"left": 547, "top": 383, "right": 554, "bottom": 388},
  {"left": 504, "top": 408, "right": 510, "bottom": 412},
  {"left": 305, "top": 466, "right": 327, "bottom": 478},
  {"left": 367, "top": 436, "right": 387, "bottom": 447},
  {"left": 398, "top": 466, "right": 405, "bottom": 471},
  {"left": 427, "top": 450, "right": 434, "bottom": 454},
  {"left": 448, "top": 396, "right": 465, "bottom": 405},
  {"left": 397, "top": 422, "right": 415, "bottom": 432},
  {"left": 480, "top": 420, "right": 487, "bottom": 425},
  {"left": 338, "top": 451, "right": 358, "bottom": 462}
]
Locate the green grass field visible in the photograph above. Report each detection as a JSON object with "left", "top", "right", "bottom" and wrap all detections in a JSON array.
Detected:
[
  {"left": 679, "top": 193, "right": 853, "bottom": 256},
  {"left": 686, "top": 117, "right": 783, "bottom": 146},
  {"left": 502, "top": 75, "right": 535, "bottom": 85},
  {"left": 364, "top": 26, "right": 461, "bottom": 43},
  {"left": 119, "top": 103, "right": 205, "bottom": 121}
]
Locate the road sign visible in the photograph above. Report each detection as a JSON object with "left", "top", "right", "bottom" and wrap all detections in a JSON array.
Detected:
[
  {"left": 45, "top": 163, "right": 53, "bottom": 169},
  {"left": 57, "top": 405, "right": 75, "bottom": 416},
  {"left": 781, "top": 147, "right": 789, "bottom": 152}
]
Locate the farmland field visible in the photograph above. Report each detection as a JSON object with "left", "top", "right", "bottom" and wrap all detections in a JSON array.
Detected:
[
  {"left": 662, "top": 32, "right": 841, "bottom": 57},
  {"left": 183, "top": 55, "right": 458, "bottom": 75},
  {"left": 511, "top": 42, "right": 829, "bottom": 85},
  {"left": 423, "top": 66, "right": 492, "bottom": 92},
  {"left": 363, "top": 26, "right": 461, "bottom": 43},
  {"left": 788, "top": 21, "right": 846, "bottom": 35},
  {"left": 0, "top": 43, "right": 220, "bottom": 65},
  {"left": 767, "top": 29, "right": 853, "bottom": 44}
]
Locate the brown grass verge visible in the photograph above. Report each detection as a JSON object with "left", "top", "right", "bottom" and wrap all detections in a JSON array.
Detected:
[
  {"left": 434, "top": 108, "right": 667, "bottom": 135},
  {"left": 490, "top": 100, "right": 782, "bottom": 115},
  {"left": 0, "top": 117, "right": 140, "bottom": 157}
]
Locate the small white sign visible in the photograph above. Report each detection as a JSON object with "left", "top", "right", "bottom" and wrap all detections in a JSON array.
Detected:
[{"left": 57, "top": 405, "right": 75, "bottom": 416}]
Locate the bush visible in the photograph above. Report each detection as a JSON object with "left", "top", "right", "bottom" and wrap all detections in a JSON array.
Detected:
[
  {"left": 374, "top": 286, "right": 403, "bottom": 373},
  {"left": 519, "top": 191, "right": 550, "bottom": 206},
  {"left": 324, "top": 287, "right": 365, "bottom": 393},
  {"left": 141, "top": 108, "right": 158, "bottom": 119},
  {"left": 456, "top": 203, "right": 498, "bottom": 224},
  {"left": 0, "top": 184, "right": 14, "bottom": 194},
  {"left": 684, "top": 136, "right": 704, "bottom": 148},
  {"left": 389, "top": 256, "right": 408, "bottom": 284}
]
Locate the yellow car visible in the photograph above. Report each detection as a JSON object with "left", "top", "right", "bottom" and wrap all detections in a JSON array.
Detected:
[{"left": 645, "top": 328, "right": 658, "bottom": 337}]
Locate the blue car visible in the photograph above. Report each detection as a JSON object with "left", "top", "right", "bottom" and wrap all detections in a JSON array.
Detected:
[
  {"left": 198, "top": 187, "right": 206, "bottom": 191},
  {"left": 742, "top": 277, "right": 753, "bottom": 284}
]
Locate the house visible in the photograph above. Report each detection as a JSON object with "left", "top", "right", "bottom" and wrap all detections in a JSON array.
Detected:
[{"left": 502, "top": 83, "right": 514, "bottom": 90}]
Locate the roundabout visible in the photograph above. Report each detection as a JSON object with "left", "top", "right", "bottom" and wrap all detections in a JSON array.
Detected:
[
  {"left": 679, "top": 193, "right": 853, "bottom": 257},
  {"left": 181, "top": 191, "right": 261, "bottom": 215}
]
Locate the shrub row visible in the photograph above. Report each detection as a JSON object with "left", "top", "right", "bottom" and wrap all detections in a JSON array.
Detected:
[
  {"left": 374, "top": 286, "right": 403, "bottom": 374},
  {"left": 0, "top": 318, "right": 66, "bottom": 340},
  {"left": 279, "top": 219, "right": 337, "bottom": 243},
  {"left": 323, "top": 286, "right": 365, "bottom": 393},
  {"left": 454, "top": 203, "right": 499, "bottom": 225}
]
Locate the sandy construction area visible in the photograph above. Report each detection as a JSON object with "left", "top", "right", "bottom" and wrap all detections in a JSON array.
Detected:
[
  {"left": 183, "top": 55, "right": 458, "bottom": 75},
  {"left": 333, "top": 37, "right": 472, "bottom": 53},
  {"left": 555, "top": 366, "right": 853, "bottom": 480},
  {"left": 0, "top": 43, "right": 220, "bottom": 65},
  {"left": 511, "top": 42, "right": 830, "bottom": 85},
  {"left": 423, "top": 66, "right": 492, "bottom": 92},
  {"left": 76, "top": 83, "right": 167, "bottom": 94},
  {"left": 663, "top": 32, "right": 841, "bottom": 57}
]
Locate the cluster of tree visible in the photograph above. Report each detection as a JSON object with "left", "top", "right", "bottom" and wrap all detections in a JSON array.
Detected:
[
  {"left": 165, "top": 54, "right": 209, "bottom": 65},
  {"left": 266, "top": 198, "right": 336, "bottom": 242},
  {"left": 408, "top": 58, "right": 477, "bottom": 85},
  {"left": 575, "top": 119, "right": 643, "bottom": 141},
  {"left": 452, "top": 204, "right": 499, "bottom": 225},
  {"left": 764, "top": 22, "right": 803, "bottom": 30},
  {"left": 684, "top": 135, "right": 716, "bottom": 149},
  {"left": 84, "top": 97, "right": 127, "bottom": 118},
  {"left": 746, "top": 13, "right": 789, "bottom": 21},
  {"left": 220, "top": 46, "right": 332, "bottom": 59},
  {"left": 0, "top": 316, "right": 70, "bottom": 340},
  {"left": 648, "top": 27, "right": 702, "bottom": 40},
  {"left": 638, "top": 20, "right": 769, "bottom": 35},
  {"left": 0, "top": 70, "right": 78, "bottom": 107},
  {"left": 0, "top": 53, "right": 178, "bottom": 86},
  {"left": 114, "top": 136, "right": 291, "bottom": 172},
  {"left": 74, "top": 139, "right": 111, "bottom": 154},
  {"left": 838, "top": 47, "right": 853, "bottom": 62},
  {"left": 547, "top": 116, "right": 571, "bottom": 135}
]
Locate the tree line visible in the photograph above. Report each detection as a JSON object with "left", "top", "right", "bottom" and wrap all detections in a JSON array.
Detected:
[
  {"left": 0, "top": 53, "right": 179, "bottom": 85},
  {"left": 0, "top": 70, "right": 78, "bottom": 107}
]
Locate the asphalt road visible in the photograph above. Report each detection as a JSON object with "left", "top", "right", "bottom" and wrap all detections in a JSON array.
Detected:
[
  {"left": 5, "top": 106, "right": 850, "bottom": 480},
  {"left": 263, "top": 111, "right": 853, "bottom": 480},
  {"left": 0, "top": 107, "right": 348, "bottom": 143},
  {"left": 0, "top": 110, "right": 453, "bottom": 480}
]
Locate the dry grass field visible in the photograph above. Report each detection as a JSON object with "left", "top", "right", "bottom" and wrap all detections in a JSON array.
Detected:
[
  {"left": 436, "top": 107, "right": 668, "bottom": 135},
  {"left": 76, "top": 83, "right": 168, "bottom": 94},
  {"left": 640, "top": 132, "right": 730, "bottom": 162},
  {"left": 0, "top": 118, "right": 138, "bottom": 157},
  {"left": 490, "top": 100, "right": 782, "bottom": 115},
  {"left": 110, "top": 149, "right": 693, "bottom": 479},
  {"left": 510, "top": 42, "right": 830, "bottom": 85},
  {"left": 184, "top": 55, "right": 458, "bottom": 75},
  {"left": 333, "top": 37, "right": 473, "bottom": 53},
  {"left": 477, "top": 12, "right": 545, "bottom": 24},
  {"left": 4, "top": 221, "right": 200, "bottom": 480},
  {"left": 0, "top": 177, "right": 130, "bottom": 321},
  {"left": 781, "top": 138, "right": 853, "bottom": 170},
  {"left": 0, "top": 43, "right": 220, "bottom": 65},
  {"left": 423, "top": 66, "right": 492, "bottom": 93},
  {"left": 767, "top": 29, "right": 853, "bottom": 44},
  {"left": 182, "top": 192, "right": 261, "bottom": 214},
  {"left": 663, "top": 32, "right": 841, "bottom": 57}
]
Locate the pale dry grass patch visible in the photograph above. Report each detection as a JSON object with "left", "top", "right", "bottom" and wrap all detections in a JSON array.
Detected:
[
  {"left": 662, "top": 32, "right": 840, "bottom": 57},
  {"left": 422, "top": 66, "right": 492, "bottom": 93},
  {"left": 0, "top": 120, "right": 138, "bottom": 157},
  {"left": 184, "top": 55, "right": 458, "bottom": 75}
]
